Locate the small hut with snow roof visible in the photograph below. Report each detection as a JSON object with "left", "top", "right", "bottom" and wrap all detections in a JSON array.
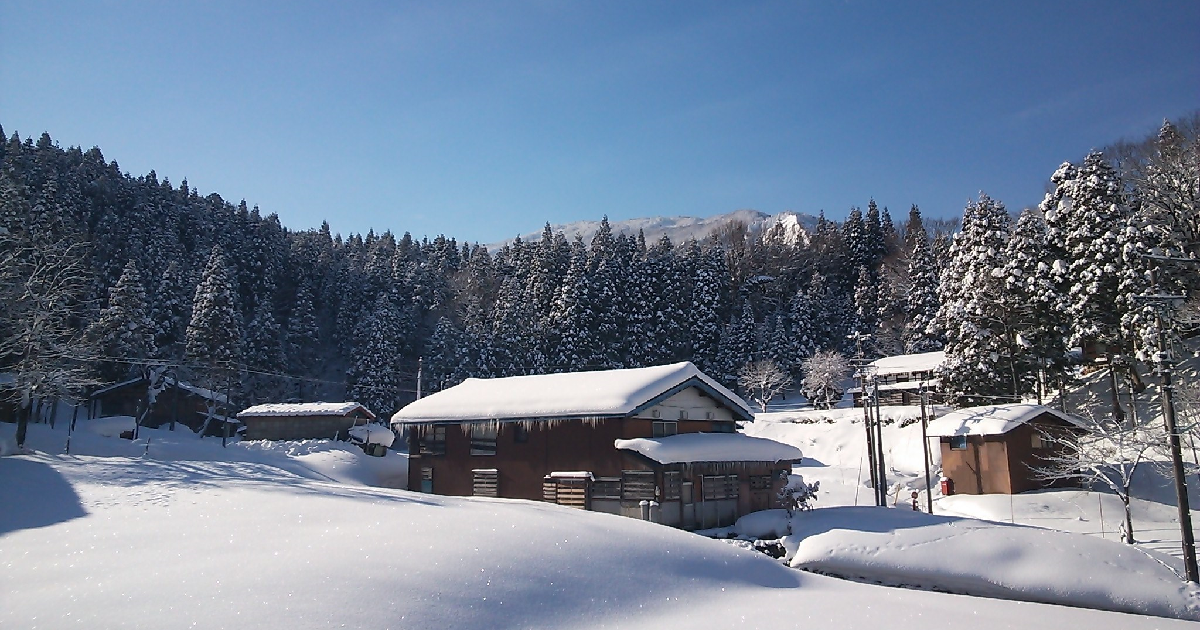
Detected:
[
  {"left": 926, "top": 403, "right": 1085, "bottom": 495},
  {"left": 391, "top": 362, "right": 802, "bottom": 529},
  {"left": 237, "top": 402, "right": 376, "bottom": 441}
]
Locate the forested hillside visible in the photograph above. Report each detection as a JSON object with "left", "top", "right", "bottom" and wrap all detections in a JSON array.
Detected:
[{"left": 1, "top": 114, "right": 1196, "bottom": 420}]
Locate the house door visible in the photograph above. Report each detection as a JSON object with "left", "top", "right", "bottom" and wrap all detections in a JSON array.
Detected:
[{"left": 681, "top": 481, "right": 695, "bottom": 529}]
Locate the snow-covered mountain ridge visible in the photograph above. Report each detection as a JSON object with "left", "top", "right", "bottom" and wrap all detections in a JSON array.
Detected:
[{"left": 487, "top": 209, "right": 818, "bottom": 250}]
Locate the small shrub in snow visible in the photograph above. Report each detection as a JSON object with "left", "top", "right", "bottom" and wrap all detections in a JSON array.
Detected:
[{"left": 778, "top": 472, "right": 819, "bottom": 516}]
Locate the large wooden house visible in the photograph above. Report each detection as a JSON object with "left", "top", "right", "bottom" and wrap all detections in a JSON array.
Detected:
[
  {"left": 926, "top": 403, "right": 1085, "bottom": 495},
  {"left": 391, "top": 362, "right": 802, "bottom": 529},
  {"left": 852, "top": 350, "right": 944, "bottom": 407}
]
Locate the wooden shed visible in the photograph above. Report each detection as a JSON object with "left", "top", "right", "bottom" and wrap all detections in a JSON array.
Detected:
[
  {"left": 926, "top": 403, "right": 1085, "bottom": 495},
  {"left": 89, "top": 374, "right": 230, "bottom": 434},
  {"left": 237, "top": 402, "right": 376, "bottom": 441}
]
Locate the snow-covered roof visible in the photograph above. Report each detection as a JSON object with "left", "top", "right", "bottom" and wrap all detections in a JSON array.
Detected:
[
  {"left": 847, "top": 378, "right": 942, "bottom": 395},
  {"left": 238, "top": 402, "right": 376, "bottom": 420},
  {"left": 391, "top": 362, "right": 753, "bottom": 425},
  {"left": 91, "top": 376, "right": 228, "bottom": 403},
  {"left": 866, "top": 351, "right": 945, "bottom": 377},
  {"left": 614, "top": 432, "right": 802, "bottom": 465},
  {"left": 925, "top": 403, "right": 1085, "bottom": 438}
]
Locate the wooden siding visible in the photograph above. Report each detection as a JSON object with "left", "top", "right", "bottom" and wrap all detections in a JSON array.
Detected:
[{"left": 242, "top": 413, "right": 368, "bottom": 441}]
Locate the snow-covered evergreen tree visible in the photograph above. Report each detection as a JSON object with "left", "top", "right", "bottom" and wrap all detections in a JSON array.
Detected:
[
  {"left": 185, "top": 246, "right": 242, "bottom": 374},
  {"left": 149, "top": 260, "right": 190, "bottom": 359},
  {"left": 346, "top": 293, "right": 410, "bottom": 417},
  {"left": 934, "top": 194, "right": 1018, "bottom": 404},
  {"left": 1001, "top": 208, "right": 1071, "bottom": 396},
  {"left": 87, "top": 259, "right": 156, "bottom": 383},
  {"left": 903, "top": 218, "right": 942, "bottom": 353}
]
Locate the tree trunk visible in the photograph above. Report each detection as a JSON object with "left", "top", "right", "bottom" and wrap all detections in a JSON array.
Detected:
[
  {"left": 1108, "top": 362, "right": 1125, "bottom": 425},
  {"left": 1122, "top": 494, "right": 1135, "bottom": 544},
  {"left": 15, "top": 402, "right": 31, "bottom": 449}
]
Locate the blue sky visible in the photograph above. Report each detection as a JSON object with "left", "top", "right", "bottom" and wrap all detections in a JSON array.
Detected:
[{"left": 2, "top": 1, "right": 1197, "bottom": 244}]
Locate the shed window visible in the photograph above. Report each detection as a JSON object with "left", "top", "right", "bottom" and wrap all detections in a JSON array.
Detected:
[
  {"left": 1031, "top": 433, "right": 1047, "bottom": 449},
  {"left": 702, "top": 474, "right": 739, "bottom": 500},
  {"left": 663, "top": 471, "right": 682, "bottom": 500},
  {"left": 470, "top": 423, "right": 498, "bottom": 455},
  {"left": 949, "top": 435, "right": 968, "bottom": 451},
  {"left": 472, "top": 469, "right": 499, "bottom": 497},
  {"left": 419, "top": 426, "right": 446, "bottom": 456},
  {"left": 749, "top": 475, "right": 773, "bottom": 491},
  {"left": 712, "top": 421, "right": 735, "bottom": 433},
  {"left": 652, "top": 421, "right": 677, "bottom": 437},
  {"left": 678, "top": 409, "right": 689, "bottom": 420}
]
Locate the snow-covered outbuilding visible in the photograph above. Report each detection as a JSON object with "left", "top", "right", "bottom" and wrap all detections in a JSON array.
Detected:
[
  {"left": 391, "top": 362, "right": 800, "bottom": 529},
  {"left": 926, "top": 403, "right": 1085, "bottom": 495},
  {"left": 89, "top": 374, "right": 232, "bottom": 436},
  {"left": 237, "top": 402, "right": 376, "bottom": 441},
  {"left": 851, "top": 350, "right": 944, "bottom": 406}
]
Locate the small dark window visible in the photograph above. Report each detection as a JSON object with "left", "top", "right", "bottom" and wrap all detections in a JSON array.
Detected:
[
  {"left": 419, "top": 426, "right": 446, "bottom": 456},
  {"left": 949, "top": 435, "right": 968, "bottom": 451},
  {"left": 678, "top": 409, "right": 688, "bottom": 420},
  {"left": 749, "top": 475, "right": 772, "bottom": 491},
  {"left": 702, "top": 474, "right": 739, "bottom": 500},
  {"left": 513, "top": 423, "right": 529, "bottom": 443},
  {"left": 470, "top": 423, "right": 498, "bottom": 456},
  {"left": 652, "top": 421, "right": 677, "bottom": 437},
  {"left": 711, "top": 421, "right": 735, "bottom": 433},
  {"left": 1031, "top": 433, "right": 1047, "bottom": 449}
]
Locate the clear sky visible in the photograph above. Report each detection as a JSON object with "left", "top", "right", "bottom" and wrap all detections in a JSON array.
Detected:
[{"left": 2, "top": 1, "right": 1197, "bottom": 244}]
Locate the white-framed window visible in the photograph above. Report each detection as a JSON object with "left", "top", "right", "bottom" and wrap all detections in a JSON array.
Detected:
[
  {"left": 678, "top": 409, "right": 688, "bottom": 420},
  {"left": 470, "top": 423, "right": 497, "bottom": 455}
]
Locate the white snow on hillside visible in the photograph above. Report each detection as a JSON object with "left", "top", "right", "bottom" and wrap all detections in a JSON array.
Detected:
[{"left": 4, "top": 416, "right": 1196, "bottom": 629}]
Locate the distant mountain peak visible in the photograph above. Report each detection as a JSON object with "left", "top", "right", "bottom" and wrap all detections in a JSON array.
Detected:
[{"left": 488, "top": 209, "right": 818, "bottom": 251}]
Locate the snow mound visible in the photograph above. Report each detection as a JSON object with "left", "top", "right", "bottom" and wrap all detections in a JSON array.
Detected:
[
  {"left": 785, "top": 506, "right": 1200, "bottom": 620},
  {"left": 86, "top": 415, "right": 137, "bottom": 437},
  {"left": 348, "top": 424, "right": 395, "bottom": 447},
  {"left": 238, "top": 401, "right": 375, "bottom": 419}
]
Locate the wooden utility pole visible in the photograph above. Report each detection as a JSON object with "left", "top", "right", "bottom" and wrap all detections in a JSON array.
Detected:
[{"left": 920, "top": 386, "right": 933, "bottom": 514}]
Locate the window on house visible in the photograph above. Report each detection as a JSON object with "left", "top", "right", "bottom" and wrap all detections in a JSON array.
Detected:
[
  {"left": 712, "top": 421, "right": 735, "bottom": 433},
  {"left": 419, "top": 426, "right": 446, "bottom": 456},
  {"left": 949, "top": 435, "right": 968, "bottom": 450},
  {"left": 749, "top": 475, "right": 773, "bottom": 491},
  {"left": 470, "top": 423, "right": 498, "bottom": 455},
  {"left": 420, "top": 467, "right": 434, "bottom": 493},
  {"left": 513, "top": 423, "right": 529, "bottom": 443},
  {"left": 702, "top": 474, "right": 739, "bottom": 500},
  {"left": 1031, "top": 433, "right": 1047, "bottom": 449},
  {"left": 705, "top": 411, "right": 714, "bottom": 420},
  {"left": 678, "top": 409, "right": 689, "bottom": 420},
  {"left": 652, "top": 421, "right": 677, "bottom": 437},
  {"left": 621, "top": 470, "right": 656, "bottom": 501},
  {"left": 663, "top": 471, "right": 682, "bottom": 500}
]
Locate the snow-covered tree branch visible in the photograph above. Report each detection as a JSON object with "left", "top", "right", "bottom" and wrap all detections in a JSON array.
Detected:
[{"left": 738, "top": 360, "right": 793, "bottom": 412}]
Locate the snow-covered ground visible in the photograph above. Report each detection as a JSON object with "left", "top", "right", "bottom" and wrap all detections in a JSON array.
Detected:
[{"left": 4, "top": 417, "right": 1196, "bottom": 629}]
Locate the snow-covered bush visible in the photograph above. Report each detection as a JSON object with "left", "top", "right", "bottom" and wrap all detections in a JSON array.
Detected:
[{"left": 777, "top": 472, "right": 819, "bottom": 516}]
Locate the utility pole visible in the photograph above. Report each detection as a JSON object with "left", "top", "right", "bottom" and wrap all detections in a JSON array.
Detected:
[
  {"left": 1137, "top": 256, "right": 1198, "bottom": 583},
  {"left": 416, "top": 357, "right": 424, "bottom": 400},
  {"left": 856, "top": 362, "right": 878, "bottom": 499},
  {"left": 920, "top": 385, "right": 933, "bottom": 514},
  {"left": 873, "top": 373, "right": 886, "bottom": 506}
]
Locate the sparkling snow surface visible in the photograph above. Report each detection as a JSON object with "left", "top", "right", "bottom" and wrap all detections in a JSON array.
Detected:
[
  {"left": 4, "top": 418, "right": 1194, "bottom": 629},
  {"left": 238, "top": 401, "right": 375, "bottom": 418},
  {"left": 391, "top": 361, "right": 751, "bottom": 424},
  {"left": 615, "top": 432, "right": 802, "bottom": 464},
  {"left": 924, "top": 403, "right": 1084, "bottom": 437}
]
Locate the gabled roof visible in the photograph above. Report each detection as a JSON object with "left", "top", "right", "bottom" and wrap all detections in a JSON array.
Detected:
[
  {"left": 615, "top": 433, "right": 802, "bottom": 464},
  {"left": 391, "top": 362, "right": 753, "bottom": 425},
  {"left": 238, "top": 402, "right": 376, "bottom": 420},
  {"left": 925, "top": 403, "right": 1085, "bottom": 438}
]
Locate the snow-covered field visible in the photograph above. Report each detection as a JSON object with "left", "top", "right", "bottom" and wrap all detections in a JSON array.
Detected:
[{"left": 4, "top": 414, "right": 1200, "bottom": 628}]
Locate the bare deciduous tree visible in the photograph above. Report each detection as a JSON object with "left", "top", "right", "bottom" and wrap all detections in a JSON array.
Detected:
[
  {"left": 1033, "top": 412, "right": 1159, "bottom": 544},
  {"left": 0, "top": 234, "right": 98, "bottom": 448},
  {"left": 738, "top": 360, "right": 793, "bottom": 412},
  {"left": 801, "top": 350, "right": 850, "bottom": 410}
]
